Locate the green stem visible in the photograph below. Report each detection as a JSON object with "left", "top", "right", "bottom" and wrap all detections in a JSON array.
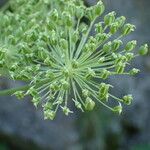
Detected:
[
  {"left": 0, "top": 85, "right": 30, "bottom": 96},
  {"left": 0, "top": 78, "right": 53, "bottom": 96}
]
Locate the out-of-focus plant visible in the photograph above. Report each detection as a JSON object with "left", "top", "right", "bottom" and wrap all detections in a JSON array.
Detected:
[{"left": 0, "top": 0, "right": 148, "bottom": 120}]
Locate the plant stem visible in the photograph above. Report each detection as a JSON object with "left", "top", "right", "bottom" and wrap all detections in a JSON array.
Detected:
[
  {"left": 0, "top": 78, "right": 51, "bottom": 96},
  {"left": 0, "top": 85, "right": 30, "bottom": 96}
]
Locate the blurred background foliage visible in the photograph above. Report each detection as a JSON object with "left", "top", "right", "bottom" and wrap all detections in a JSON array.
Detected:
[{"left": 0, "top": 0, "right": 150, "bottom": 150}]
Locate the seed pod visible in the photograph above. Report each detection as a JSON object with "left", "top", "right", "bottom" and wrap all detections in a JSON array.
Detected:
[
  {"left": 112, "top": 40, "right": 123, "bottom": 51},
  {"left": 27, "top": 87, "right": 38, "bottom": 97},
  {"left": 85, "top": 97, "right": 95, "bottom": 111},
  {"left": 86, "top": 68, "right": 96, "bottom": 79},
  {"left": 98, "top": 57, "right": 105, "bottom": 63},
  {"left": 100, "top": 69, "right": 111, "bottom": 79},
  {"left": 79, "top": 23, "right": 88, "bottom": 34},
  {"left": 60, "top": 39, "right": 68, "bottom": 50},
  {"left": 86, "top": 7, "right": 96, "bottom": 21},
  {"left": 44, "top": 57, "right": 52, "bottom": 66},
  {"left": 122, "top": 23, "right": 135, "bottom": 35},
  {"left": 99, "top": 83, "right": 111, "bottom": 101},
  {"left": 125, "top": 40, "right": 137, "bottom": 51},
  {"left": 129, "top": 68, "right": 140, "bottom": 75},
  {"left": 95, "top": 22, "right": 103, "bottom": 33},
  {"left": 94, "top": 1, "right": 105, "bottom": 16},
  {"left": 63, "top": 12, "right": 73, "bottom": 27},
  {"left": 113, "top": 102, "right": 122, "bottom": 114},
  {"left": 46, "top": 71, "right": 55, "bottom": 79},
  {"left": 61, "top": 80, "right": 69, "bottom": 90},
  {"left": 50, "top": 9, "right": 58, "bottom": 21},
  {"left": 13, "top": 91, "right": 24, "bottom": 99},
  {"left": 96, "top": 33, "right": 109, "bottom": 42},
  {"left": 104, "top": 11, "right": 116, "bottom": 26},
  {"left": 72, "top": 31, "right": 79, "bottom": 43},
  {"left": 82, "top": 89, "right": 90, "bottom": 97},
  {"left": 116, "top": 63, "right": 125, "bottom": 74},
  {"left": 123, "top": 94, "right": 133, "bottom": 105},
  {"left": 76, "top": 6, "right": 85, "bottom": 19},
  {"left": 32, "top": 96, "right": 40, "bottom": 108},
  {"left": 115, "top": 16, "right": 126, "bottom": 27},
  {"left": 37, "top": 48, "right": 48, "bottom": 60},
  {"left": 44, "top": 110, "right": 56, "bottom": 120},
  {"left": 103, "top": 41, "right": 112, "bottom": 52},
  {"left": 50, "top": 30, "right": 57, "bottom": 45},
  {"left": 43, "top": 102, "right": 53, "bottom": 110},
  {"left": 50, "top": 82, "right": 60, "bottom": 91},
  {"left": 110, "top": 22, "right": 119, "bottom": 34},
  {"left": 138, "top": 44, "right": 148, "bottom": 55},
  {"left": 125, "top": 53, "right": 134, "bottom": 61}
]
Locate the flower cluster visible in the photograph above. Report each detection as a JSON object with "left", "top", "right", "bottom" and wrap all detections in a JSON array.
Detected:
[{"left": 0, "top": 0, "right": 148, "bottom": 120}]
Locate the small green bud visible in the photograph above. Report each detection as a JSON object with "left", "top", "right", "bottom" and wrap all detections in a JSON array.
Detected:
[
  {"left": 122, "top": 23, "right": 135, "bottom": 35},
  {"left": 50, "top": 30, "right": 57, "bottom": 45},
  {"left": 112, "top": 40, "right": 123, "bottom": 51},
  {"left": 88, "top": 42, "right": 96, "bottom": 52},
  {"left": 100, "top": 69, "right": 111, "bottom": 79},
  {"left": 44, "top": 57, "right": 52, "bottom": 66},
  {"left": 104, "top": 11, "right": 116, "bottom": 26},
  {"left": 61, "top": 80, "right": 69, "bottom": 90},
  {"left": 13, "top": 91, "right": 24, "bottom": 99},
  {"left": 63, "top": 12, "right": 73, "bottom": 27},
  {"left": 72, "top": 31, "right": 79, "bottom": 43},
  {"left": 10, "top": 63, "right": 19, "bottom": 71},
  {"left": 32, "top": 96, "right": 40, "bottom": 108},
  {"left": 60, "top": 39, "right": 68, "bottom": 50},
  {"left": 110, "top": 22, "right": 119, "bottom": 34},
  {"left": 72, "top": 59, "right": 79, "bottom": 68},
  {"left": 85, "top": 97, "right": 95, "bottom": 111},
  {"left": 61, "top": 106, "right": 73, "bottom": 116},
  {"left": 86, "top": 7, "right": 95, "bottom": 21},
  {"left": 95, "top": 23, "right": 103, "bottom": 33},
  {"left": 125, "top": 53, "right": 134, "bottom": 61},
  {"left": 44, "top": 110, "right": 56, "bottom": 120},
  {"left": 62, "top": 67, "right": 69, "bottom": 77},
  {"left": 99, "top": 83, "right": 111, "bottom": 101},
  {"left": 96, "top": 33, "right": 110, "bottom": 42},
  {"left": 129, "top": 68, "right": 140, "bottom": 75},
  {"left": 50, "top": 82, "right": 60, "bottom": 91},
  {"left": 86, "top": 68, "right": 96, "bottom": 79},
  {"left": 50, "top": 9, "right": 58, "bottom": 21},
  {"left": 125, "top": 40, "right": 137, "bottom": 51},
  {"left": 43, "top": 102, "right": 53, "bottom": 110},
  {"left": 116, "top": 63, "right": 125, "bottom": 74},
  {"left": 27, "top": 87, "right": 38, "bottom": 97},
  {"left": 82, "top": 89, "right": 90, "bottom": 97},
  {"left": 113, "top": 102, "right": 122, "bottom": 114},
  {"left": 115, "top": 16, "right": 126, "bottom": 27},
  {"left": 112, "top": 53, "right": 118, "bottom": 59},
  {"left": 103, "top": 41, "right": 112, "bottom": 52},
  {"left": 94, "top": 1, "right": 105, "bottom": 16},
  {"left": 138, "top": 44, "right": 148, "bottom": 55},
  {"left": 45, "top": 71, "right": 55, "bottom": 79},
  {"left": 123, "top": 94, "right": 133, "bottom": 105},
  {"left": 79, "top": 23, "right": 88, "bottom": 34},
  {"left": 98, "top": 57, "right": 105, "bottom": 63},
  {"left": 76, "top": 6, "right": 85, "bottom": 19}
]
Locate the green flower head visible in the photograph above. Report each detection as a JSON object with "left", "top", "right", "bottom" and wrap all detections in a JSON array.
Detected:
[{"left": 0, "top": 0, "right": 148, "bottom": 120}]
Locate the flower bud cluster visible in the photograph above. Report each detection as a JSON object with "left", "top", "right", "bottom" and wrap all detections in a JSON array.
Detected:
[{"left": 0, "top": 0, "right": 148, "bottom": 119}]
